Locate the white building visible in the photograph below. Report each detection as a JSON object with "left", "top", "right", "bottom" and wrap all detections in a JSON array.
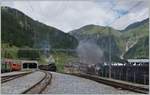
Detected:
[{"left": 127, "top": 59, "right": 149, "bottom": 65}]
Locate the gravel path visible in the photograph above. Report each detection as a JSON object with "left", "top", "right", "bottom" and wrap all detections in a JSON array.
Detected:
[
  {"left": 43, "top": 72, "right": 138, "bottom": 94},
  {"left": 1, "top": 71, "right": 45, "bottom": 94}
]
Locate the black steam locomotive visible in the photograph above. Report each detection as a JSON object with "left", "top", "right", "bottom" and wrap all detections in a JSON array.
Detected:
[{"left": 38, "top": 63, "right": 57, "bottom": 72}]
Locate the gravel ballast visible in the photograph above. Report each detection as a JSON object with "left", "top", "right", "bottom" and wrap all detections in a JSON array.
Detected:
[
  {"left": 1, "top": 71, "right": 45, "bottom": 94},
  {"left": 43, "top": 72, "right": 137, "bottom": 94}
]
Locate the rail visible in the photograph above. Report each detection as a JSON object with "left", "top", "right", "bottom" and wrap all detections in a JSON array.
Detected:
[
  {"left": 21, "top": 70, "right": 52, "bottom": 94},
  {"left": 67, "top": 73, "right": 149, "bottom": 94},
  {"left": 1, "top": 71, "right": 32, "bottom": 83}
]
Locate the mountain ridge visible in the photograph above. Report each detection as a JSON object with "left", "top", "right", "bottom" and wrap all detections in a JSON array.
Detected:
[
  {"left": 2, "top": 6, "right": 148, "bottom": 61},
  {"left": 122, "top": 18, "right": 149, "bottom": 32},
  {"left": 69, "top": 18, "right": 149, "bottom": 60},
  {"left": 2, "top": 6, "right": 78, "bottom": 49}
]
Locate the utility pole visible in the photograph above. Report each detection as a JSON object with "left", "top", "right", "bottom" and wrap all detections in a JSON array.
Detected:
[{"left": 108, "top": 27, "right": 111, "bottom": 78}]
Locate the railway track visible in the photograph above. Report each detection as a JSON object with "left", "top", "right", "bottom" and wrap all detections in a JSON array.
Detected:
[
  {"left": 21, "top": 71, "right": 52, "bottom": 94},
  {"left": 67, "top": 73, "right": 149, "bottom": 94},
  {"left": 1, "top": 72, "right": 32, "bottom": 83}
]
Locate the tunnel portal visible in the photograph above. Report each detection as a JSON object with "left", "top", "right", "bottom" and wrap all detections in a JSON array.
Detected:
[{"left": 22, "top": 60, "right": 38, "bottom": 69}]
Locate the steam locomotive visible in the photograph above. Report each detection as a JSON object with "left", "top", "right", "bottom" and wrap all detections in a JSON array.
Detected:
[
  {"left": 38, "top": 63, "right": 57, "bottom": 71},
  {"left": 38, "top": 55, "right": 57, "bottom": 71}
]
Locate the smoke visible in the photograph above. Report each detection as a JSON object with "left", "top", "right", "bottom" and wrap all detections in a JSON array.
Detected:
[
  {"left": 36, "top": 40, "right": 51, "bottom": 56},
  {"left": 76, "top": 40, "right": 104, "bottom": 64}
]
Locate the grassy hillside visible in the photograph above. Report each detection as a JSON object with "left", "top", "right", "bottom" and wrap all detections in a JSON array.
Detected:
[
  {"left": 70, "top": 25, "right": 123, "bottom": 62},
  {"left": 1, "top": 6, "right": 78, "bottom": 49},
  {"left": 1, "top": 6, "right": 78, "bottom": 69},
  {"left": 52, "top": 51, "right": 77, "bottom": 72},
  {"left": 122, "top": 18, "right": 149, "bottom": 58},
  {"left": 122, "top": 18, "right": 149, "bottom": 32},
  {"left": 124, "top": 36, "right": 149, "bottom": 59},
  {"left": 70, "top": 18, "right": 149, "bottom": 60},
  {"left": 1, "top": 43, "right": 19, "bottom": 59},
  {"left": 1, "top": 6, "right": 149, "bottom": 72}
]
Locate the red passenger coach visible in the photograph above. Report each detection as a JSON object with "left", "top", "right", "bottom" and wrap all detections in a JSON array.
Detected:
[
  {"left": 3, "top": 59, "right": 21, "bottom": 71},
  {"left": 11, "top": 63, "right": 21, "bottom": 71}
]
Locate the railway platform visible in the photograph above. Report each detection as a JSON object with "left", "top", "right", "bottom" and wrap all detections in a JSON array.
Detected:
[{"left": 1, "top": 71, "right": 32, "bottom": 77}]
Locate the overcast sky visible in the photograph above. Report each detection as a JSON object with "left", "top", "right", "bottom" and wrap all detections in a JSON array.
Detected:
[{"left": 1, "top": 0, "right": 149, "bottom": 32}]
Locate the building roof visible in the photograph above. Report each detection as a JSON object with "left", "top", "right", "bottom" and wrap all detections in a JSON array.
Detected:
[
  {"left": 21, "top": 60, "right": 38, "bottom": 64},
  {"left": 127, "top": 59, "right": 149, "bottom": 63}
]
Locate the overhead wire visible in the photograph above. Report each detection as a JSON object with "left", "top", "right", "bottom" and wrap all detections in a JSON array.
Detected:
[
  {"left": 106, "top": 1, "right": 143, "bottom": 78},
  {"left": 109, "top": 1, "right": 143, "bottom": 26}
]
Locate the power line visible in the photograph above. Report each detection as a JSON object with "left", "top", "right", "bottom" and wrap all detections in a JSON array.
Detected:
[
  {"left": 106, "top": 1, "right": 143, "bottom": 78},
  {"left": 109, "top": 1, "right": 143, "bottom": 26}
]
